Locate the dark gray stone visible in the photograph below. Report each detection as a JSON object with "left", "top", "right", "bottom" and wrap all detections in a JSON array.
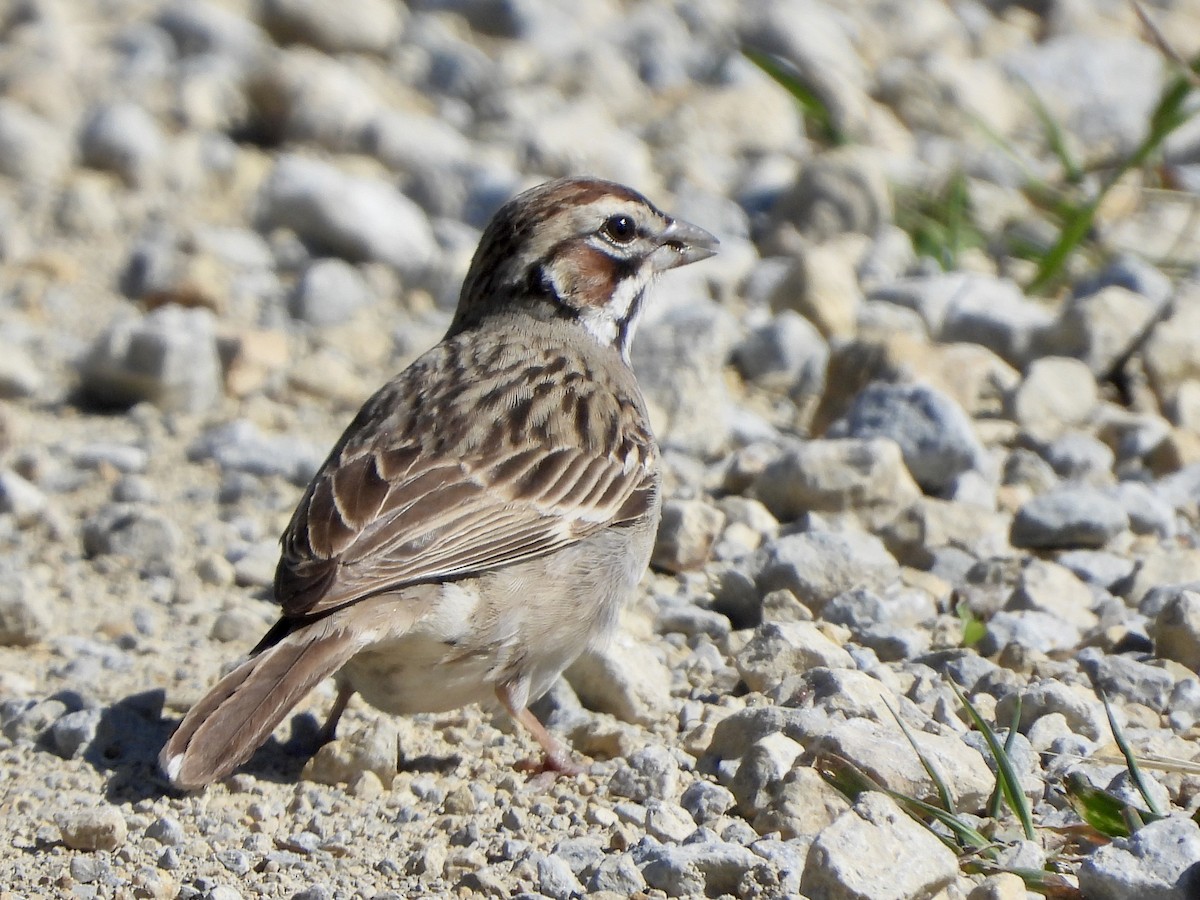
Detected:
[
  {"left": 732, "top": 310, "right": 827, "bottom": 397},
  {"left": 828, "top": 381, "right": 983, "bottom": 493},
  {"left": 1010, "top": 488, "right": 1128, "bottom": 549},
  {"left": 81, "top": 307, "right": 223, "bottom": 413},
  {"left": 82, "top": 504, "right": 181, "bottom": 575}
]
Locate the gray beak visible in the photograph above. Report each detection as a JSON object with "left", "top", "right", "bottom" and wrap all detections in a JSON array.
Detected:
[{"left": 653, "top": 218, "right": 719, "bottom": 271}]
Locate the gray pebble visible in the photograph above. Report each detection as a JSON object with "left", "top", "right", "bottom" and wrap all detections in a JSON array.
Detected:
[
  {"left": 1105, "top": 482, "right": 1177, "bottom": 538},
  {"left": 259, "top": 154, "right": 436, "bottom": 276},
  {"left": 1080, "top": 648, "right": 1175, "bottom": 712},
  {"left": 1153, "top": 589, "right": 1200, "bottom": 671},
  {"left": 69, "top": 855, "right": 109, "bottom": 885},
  {"left": 3, "top": 698, "right": 68, "bottom": 743},
  {"left": 82, "top": 504, "right": 181, "bottom": 575},
  {"left": 1045, "top": 285, "right": 1167, "bottom": 378},
  {"left": 632, "top": 299, "right": 736, "bottom": 458},
  {"left": 800, "top": 793, "right": 957, "bottom": 899},
  {"left": 49, "top": 708, "right": 102, "bottom": 759},
  {"left": 82, "top": 306, "right": 224, "bottom": 414},
  {"left": 1078, "top": 815, "right": 1200, "bottom": 900},
  {"left": 1009, "top": 356, "right": 1098, "bottom": 438},
  {"left": 1008, "top": 559, "right": 1098, "bottom": 629},
  {"left": 979, "top": 610, "right": 1082, "bottom": 656},
  {"left": 768, "top": 149, "right": 889, "bottom": 240},
  {"left": 156, "top": 3, "right": 265, "bottom": 65},
  {"left": 1058, "top": 550, "right": 1136, "bottom": 591},
  {"left": 146, "top": 816, "right": 186, "bottom": 847},
  {"left": 188, "top": 420, "right": 323, "bottom": 486},
  {"left": 829, "top": 381, "right": 983, "bottom": 494},
  {"left": 735, "top": 622, "right": 853, "bottom": 693},
  {"left": 215, "top": 849, "right": 251, "bottom": 876},
  {"left": 608, "top": 744, "right": 680, "bottom": 804},
  {"left": 1010, "top": 487, "right": 1128, "bottom": 549},
  {"left": 533, "top": 852, "right": 584, "bottom": 900},
  {"left": 74, "top": 443, "right": 150, "bottom": 475},
  {"left": 0, "top": 99, "right": 71, "bottom": 183},
  {"left": 588, "top": 852, "right": 646, "bottom": 894},
  {"left": 729, "top": 732, "right": 804, "bottom": 817},
  {"left": 59, "top": 806, "right": 128, "bottom": 852},
  {"left": 1075, "top": 254, "right": 1173, "bottom": 307},
  {"left": 640, "top": 839, "right": 761, "bottom": 898},
  {"left": 551, "top": 837, "right": 604, "bottom": 876},
  {"left": 752, "top": 437, "right": 921, "bottom": 527},
  {"left": 732, "top": 310, "right": 828, "bottom": 396},
  {"left": 1168, "top": 679, "right": 1200, "bottom": 732},
  {"left": 80, "top": 102, "right": 165, "bottom": 186},
  {"left": 566, "top": 634, "right": 673, "bottom": 727},
  {"left": 230, "top": 541, "right": 279, "bottom": 588},
  {"left": 756, "top": 530, "right": 900, "bottom": 614},
  {"left": 305, "top": 717, "right": 399, "bottom": 786},
  {"left": 0, "top": 345, "right": 42, "bottom": 398},
  {"left": 0, "top": 470, "right": 48, "bottom": 528},
  {"left": 680, "top": 781, "right": 735, "bottom": 824},
  {"left": 289, "top": 258, "right": 374, "bottom": 326},
  {"left": 260, "top": 0, "right": 403, "bottom": 54},
  {"left": 941, "top": 277, "right": 1055, "bottom": 369},
  {"left": 0, "top": 581, "right": 50, "bottom": 647},
  {"left": 1040, "top": 432, "right": 1114, "bottom": 482},
  {"left": 651, "top": 499, "right": 725, "bottom": 574},
  {"left": 112, "top": 475, "right": 157, "bottom": 504}
]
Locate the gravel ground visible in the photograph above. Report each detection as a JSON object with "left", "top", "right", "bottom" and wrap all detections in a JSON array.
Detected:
[{"left": 3, "top": 1, "right": 1200, "bottom": 898}]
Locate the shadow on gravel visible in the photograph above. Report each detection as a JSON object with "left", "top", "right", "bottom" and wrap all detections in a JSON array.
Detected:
[
  {"left": 85, "top": 694, "right": 464, "bottom": 798},
  {"left": 86, "top": 693, "right": 322, "bottom": 799},
  {"left": 81, "top": 689, "right": 174, "bottom": 803}
]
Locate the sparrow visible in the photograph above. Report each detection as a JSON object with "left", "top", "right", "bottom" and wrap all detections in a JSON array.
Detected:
[{"left": 160, "top": 176, "right": 718, "bottom": 789}]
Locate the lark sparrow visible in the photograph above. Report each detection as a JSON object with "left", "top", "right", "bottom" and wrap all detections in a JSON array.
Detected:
[{"left": 161, "top": 176, "right": 718, "bottom": 788}]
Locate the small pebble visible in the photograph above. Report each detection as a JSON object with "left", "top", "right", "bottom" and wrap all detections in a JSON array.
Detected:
[{"left": 59, "top": 807, "right": 128, "bottom": 852}]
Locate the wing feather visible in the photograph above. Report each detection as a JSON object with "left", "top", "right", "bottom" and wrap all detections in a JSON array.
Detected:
[{"left": 275, "top": 332, "right": 658, "bottom": 619}]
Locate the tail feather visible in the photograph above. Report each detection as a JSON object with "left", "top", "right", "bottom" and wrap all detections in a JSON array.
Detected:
[{"left": 160, "top": 618, "right": 359, "bottom": 790}]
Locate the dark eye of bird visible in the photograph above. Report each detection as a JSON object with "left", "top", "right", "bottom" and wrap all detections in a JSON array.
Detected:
[{"left": 601, "top": 214, "right": 637, "bottom": 244}]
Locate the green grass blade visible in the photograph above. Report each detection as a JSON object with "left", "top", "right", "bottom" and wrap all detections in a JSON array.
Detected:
[
  {"left": 1019, "top": 80, "right": 1083, "bottom": 184},
  {"left": 1024, "top": 198, "right": 1097, "bottom": 295},
  {"left": 885, "top": 700, "right": 956, "bottom": 814},
  {"left": 1063, "top": 772, "right": 1132, "bottom": 838},
  {"left": 895, "top": 172, "right": 986, "bottom": 271},
  {"left": 964, "top": 861, "right": 1084, "bottom": 899},
  {"left": 987, "top": 696, "right": 1023, "bottom": 819},
  {"left": 957, "top": 602, "right": 986, "bottom": 649},
  {"left": 950, "top": 680, "right": 1036, "bottom": 840},
  {"left": 1123, "top": 806, "right": 1146, "bottom": 834},
  {"left": 742, "top": 48, "right": 846, "bottom": 145},
  {"left": 1027, "top": 59, "right": 1200, "bottom": 295},
  {"left": 816, "top": 754, "right": 992, "bottom": 850},
  {"left": 1100, "top": 691, "right": 1164, "bottom": 817}
]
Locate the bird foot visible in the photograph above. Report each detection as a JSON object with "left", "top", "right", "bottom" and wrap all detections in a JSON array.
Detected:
[{"left": 515, "top": 749, "right": 585, "bottom": 778}]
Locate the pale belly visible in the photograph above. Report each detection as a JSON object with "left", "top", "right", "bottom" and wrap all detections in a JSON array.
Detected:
[{"left": 336, "top": 520, "right": 655, "bottom": 716}]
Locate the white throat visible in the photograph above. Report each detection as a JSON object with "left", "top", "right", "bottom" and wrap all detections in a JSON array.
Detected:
[{"left": 576, "top": 270, "right": 653, "bottom": 364}]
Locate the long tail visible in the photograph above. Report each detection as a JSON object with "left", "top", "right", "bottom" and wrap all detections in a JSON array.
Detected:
[{"left": 159, "top": 616, "right": 360, "bottom": 790}]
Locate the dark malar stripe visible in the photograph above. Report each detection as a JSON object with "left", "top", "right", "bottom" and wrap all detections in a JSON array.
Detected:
[{"left": 615, "top": 285, "right": 647, "bottom": 355}]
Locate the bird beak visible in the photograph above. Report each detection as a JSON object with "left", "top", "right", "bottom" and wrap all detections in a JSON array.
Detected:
[{"left": 653, "top": 218, "right": 719, "bottom": 271}]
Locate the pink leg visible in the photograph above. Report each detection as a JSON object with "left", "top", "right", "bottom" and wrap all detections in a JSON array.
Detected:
[
  {"left": 497, "top": 685, "right": 584, "bottom": 777},
  {"left": 319, "top": 684, "right": 354, "bottom": 745}
]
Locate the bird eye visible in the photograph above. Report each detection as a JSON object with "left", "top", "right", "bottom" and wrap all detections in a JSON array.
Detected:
[{"left": 601, "top": 214, "right": 637, "bottom": 244}]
